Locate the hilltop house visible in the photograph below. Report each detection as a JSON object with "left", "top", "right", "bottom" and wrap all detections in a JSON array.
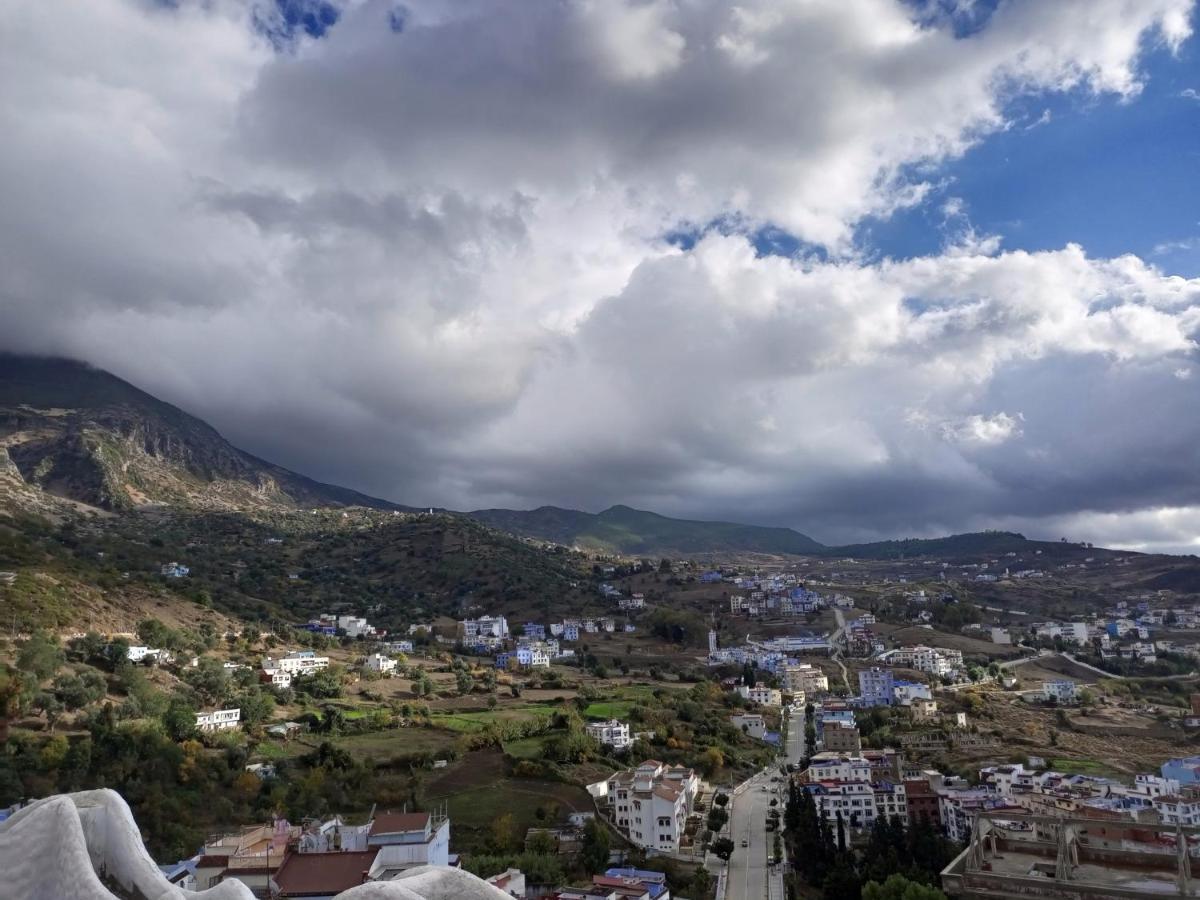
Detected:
[
  {"left": 196, "top": 708, "right": 241, "bottom": 732},
  {"left": 586, "top": 719, "right": 633, "bottom": 750}
]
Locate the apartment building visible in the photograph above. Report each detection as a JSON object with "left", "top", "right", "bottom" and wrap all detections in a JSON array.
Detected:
[
  {"left": 859, "top": 667, "right": 896, "bottom": 707},
  {"left": 598, "top": 761, "right": 700, "bottom": 853},
  {"left": 781, "top": 663, "right": 829, "bottom": 695}
]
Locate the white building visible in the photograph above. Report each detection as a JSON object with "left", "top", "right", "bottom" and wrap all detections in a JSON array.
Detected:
[
  {"left": 366, "top": 810, "right": 452, "bottom": 877},
  {"left": 782, "top": 663, "right": 829, "bottom": 695},
  {"left": 804, "top": 781, "right": 907, "bottom": 831},
  {"left": 127, "top": 645, "right": 165, "bottom": 664},
  {"left": 892, "top": 681, "right": 933, "bottom": 705},
  {"left": 586, "top": 719, "right": 633, "bottom": 750},
  {"left": 597, "top": 760, "right": 700, "bottom": 853},
  {"left": 736, "top": 685, "right": 782, "bottom": 707},
  {"left": 619, "top": 594, "right": 645, "bottom": 611},
  {"left": 887, "top": 645, "right": 963, "bottom": 677},
  {"left": 1042, "top": 680, "right": 1079, "bottom": 704},
  {"left": 261, "top": 650, "right": 330, "bottom": 687},
  {"left": 196, "top": 708, "right": 241, "bottom": 732},
  {"left": 364, "top": 653, "right": 397, "bottom": 675},
  {"left": 462, "top": 616, "right": 509, "bottom": 642},
  {"left": 730, "top": 714, "right": 767, "bottom": 740},
  {"left": 337, "top": 615, "right": 378, "bottom": 639}
]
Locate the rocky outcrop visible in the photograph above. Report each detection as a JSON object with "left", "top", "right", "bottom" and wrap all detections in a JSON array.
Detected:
[{"left": 0, "top": 790, "right": 511, "bottom": 900}]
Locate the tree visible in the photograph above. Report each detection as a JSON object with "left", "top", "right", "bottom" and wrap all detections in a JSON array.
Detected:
[
  {"left": 456, "top": 669, "right": 474, "bottom": 696},
  {"left": 52, "top": 671, "right": 107, "bottom": 711},
  {"left": 699, "top": 746, "right": 724, "bottom": 777},
  {"left": 17, "top": 632, "right": 64, "bottom": 682},
  {"left": 182, "top": 656, "right": 230, "bottom": 705},
  {"left": 580, "top": 817, "right": 611, "bottom": 873},
  {"left": 162, "top": 696, "right": 198, "bottom": 741},
  {"left": 823, "top": 861, "right": 863, "bottom": 900},
  {"left": 491, "top": 813, "right": 519, "bottom": 853},
  {"left": 711, "top": 837, "right": 736, "bottom": 861},
  {"left": 526, "top": 829, "right": 557, "bottom": 856},
  {"left": 862, "top": 874, "right": 947, "bottom": 900},
  {"left": 39, "top": 734, "right": 70, "bottom": 771}
]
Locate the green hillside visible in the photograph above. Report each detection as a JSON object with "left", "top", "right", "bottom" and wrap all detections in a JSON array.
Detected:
[{"left": 469, "top": 503, "right": 825, "bottom": 556}]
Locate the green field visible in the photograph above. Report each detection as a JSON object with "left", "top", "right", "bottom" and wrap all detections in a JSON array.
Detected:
[
  {"left": 430, "top": 704, "right": 558, "bottom": 733},
  {"left": 1050, "top": 757, "right": 1113, "bottom": 776},
  {"left": 583, "top": 701, "right": 636, "bottom": 719},
  {"left": 503, "top": 733, "right": 560, "bottom": 759},
  {"left": 332, "top": 727, "right": 459, "bottom": 760},
  {"left": 419, "top": 749, "right": 593, "bottom": 851}
]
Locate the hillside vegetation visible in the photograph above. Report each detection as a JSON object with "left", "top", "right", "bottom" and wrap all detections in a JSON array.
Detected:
[{"left": 470, "top": 503, "right": 825, "bottom": 555}]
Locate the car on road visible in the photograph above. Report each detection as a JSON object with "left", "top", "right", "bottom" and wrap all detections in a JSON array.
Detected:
[
  {"left": 760, "top": 785, "right": 768, "bottom": 791},
  {"left": 741, "top": 839, "right": 749, "bottom": 847}
]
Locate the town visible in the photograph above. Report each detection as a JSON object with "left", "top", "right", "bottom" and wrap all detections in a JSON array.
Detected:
[{"left": 10, "top": 520, "right": 1200, "bottom": 900}]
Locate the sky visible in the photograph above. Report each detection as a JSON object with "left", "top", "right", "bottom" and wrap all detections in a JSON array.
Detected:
[{"left": 2, "top": 0, "right": 1200, "bottom": 553}]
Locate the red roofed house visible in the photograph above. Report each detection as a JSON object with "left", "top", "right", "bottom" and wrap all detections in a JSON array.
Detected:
[{"left": 272, "top": 850, "right": 380, "bottom": 899}]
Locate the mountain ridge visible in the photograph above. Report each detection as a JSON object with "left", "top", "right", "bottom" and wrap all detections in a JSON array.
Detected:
[
  {"left": 0, "top": 354, "right": 1151, "bottom": 560},
  {"left": 468, "top": 503, "right": 826, "bottom": 556},
  {"left": 0, "top": 354, "right": 411, "bottom": 514}
]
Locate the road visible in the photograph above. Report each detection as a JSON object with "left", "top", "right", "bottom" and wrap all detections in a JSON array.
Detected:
[
  {"left": 784, "top": 706, "right": 806, "bottom": 768},
  {"left": 830, "top": 608, "right": 850, "bottom": 691},
  {"left": 724, "top": 769, "right": 784, "bottom": 900}
]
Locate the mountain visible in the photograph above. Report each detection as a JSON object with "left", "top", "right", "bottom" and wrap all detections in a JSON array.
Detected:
[
  {"left": 0, "top": 354, "right": 408, "bottom": 514},
  {"left": 468, "top": 503, "right": 826, "bottom": 556},
  {"left": 828, "top": 531, "right": 1037, "bottom": 560}
]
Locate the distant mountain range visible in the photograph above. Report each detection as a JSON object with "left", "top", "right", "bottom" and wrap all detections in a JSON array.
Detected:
[
  {"left": 466, "top": 504, "right": 1072, "bottom": 560},
  {"left": 468, "top": 504, "right": 827, "bottom": 556},
  {"left": 0, "top": 354, "right": 1126, "bottom": 560}
]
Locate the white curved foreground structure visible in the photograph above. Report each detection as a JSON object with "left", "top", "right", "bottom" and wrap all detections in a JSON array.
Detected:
[{"left": 0, "top": 790, "right": 511, "bottom": 900}]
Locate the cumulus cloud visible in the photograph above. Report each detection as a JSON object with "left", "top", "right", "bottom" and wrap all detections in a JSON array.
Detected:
[{"left": 0, "top": 0, "right": 1198, "bottom": 549}]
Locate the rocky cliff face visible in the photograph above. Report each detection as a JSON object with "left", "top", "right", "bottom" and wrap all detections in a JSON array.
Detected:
[{"left": 0, "top": 355, "right": 406, "bottom": 514}]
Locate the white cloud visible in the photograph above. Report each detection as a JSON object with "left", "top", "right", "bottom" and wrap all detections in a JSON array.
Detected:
[
  {"left": 0, "top": 0, "right": 1197, "bottom": 547},
  {"left": 942, "top": 412, "right": 1023, "bottom": 446}
]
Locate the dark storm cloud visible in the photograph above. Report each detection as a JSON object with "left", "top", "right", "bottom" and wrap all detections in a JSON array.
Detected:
[{"left": 1, "top": 0, "right": 1198, "bottom": 551}]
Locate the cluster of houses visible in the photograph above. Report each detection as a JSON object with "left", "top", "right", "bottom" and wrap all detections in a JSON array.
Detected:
[
  {"left": 988, "top": 597, "right": 1200, "bottom": 665},
  {"left": 161, "top": 806, "right": 452, "bottom": 896},
  {"left": 877, "top": 644, "right": 966, "bottom": 679},
  {"left": 727, "top": 585, "right": 850, "bottom": 618},
  {"left": 793, "top": 747, "right": 1200, "bottom": 844},
  {"left": 159, "top": 562, "right": 190, "bottom": 578},
  {"left": 260, "top": 649, "right": 330, "bottom": 688},
  {"left": 706, "top": 629, "right": 833, "bottom": 671},
  {"left": 453, "top": 613, "right": 635, "bottom": 670},
  {"left": 303, "top": 613, "right": 383, "bottom": 640}
]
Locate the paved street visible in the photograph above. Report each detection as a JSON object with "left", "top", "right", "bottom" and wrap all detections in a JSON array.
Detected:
[
  {"left": 724, "top": 769, "right": 784, "bottom": 900},
  {"left": 785, "top": 707, "right": 806, "bottom": 768}
]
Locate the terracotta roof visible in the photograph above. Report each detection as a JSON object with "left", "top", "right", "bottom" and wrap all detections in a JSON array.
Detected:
[
  {"left": 369, "top": 812, "right": 430, "bottom": 835},
  {"left": 273, "top": 850, "right": 379, "bottom": 896}
]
